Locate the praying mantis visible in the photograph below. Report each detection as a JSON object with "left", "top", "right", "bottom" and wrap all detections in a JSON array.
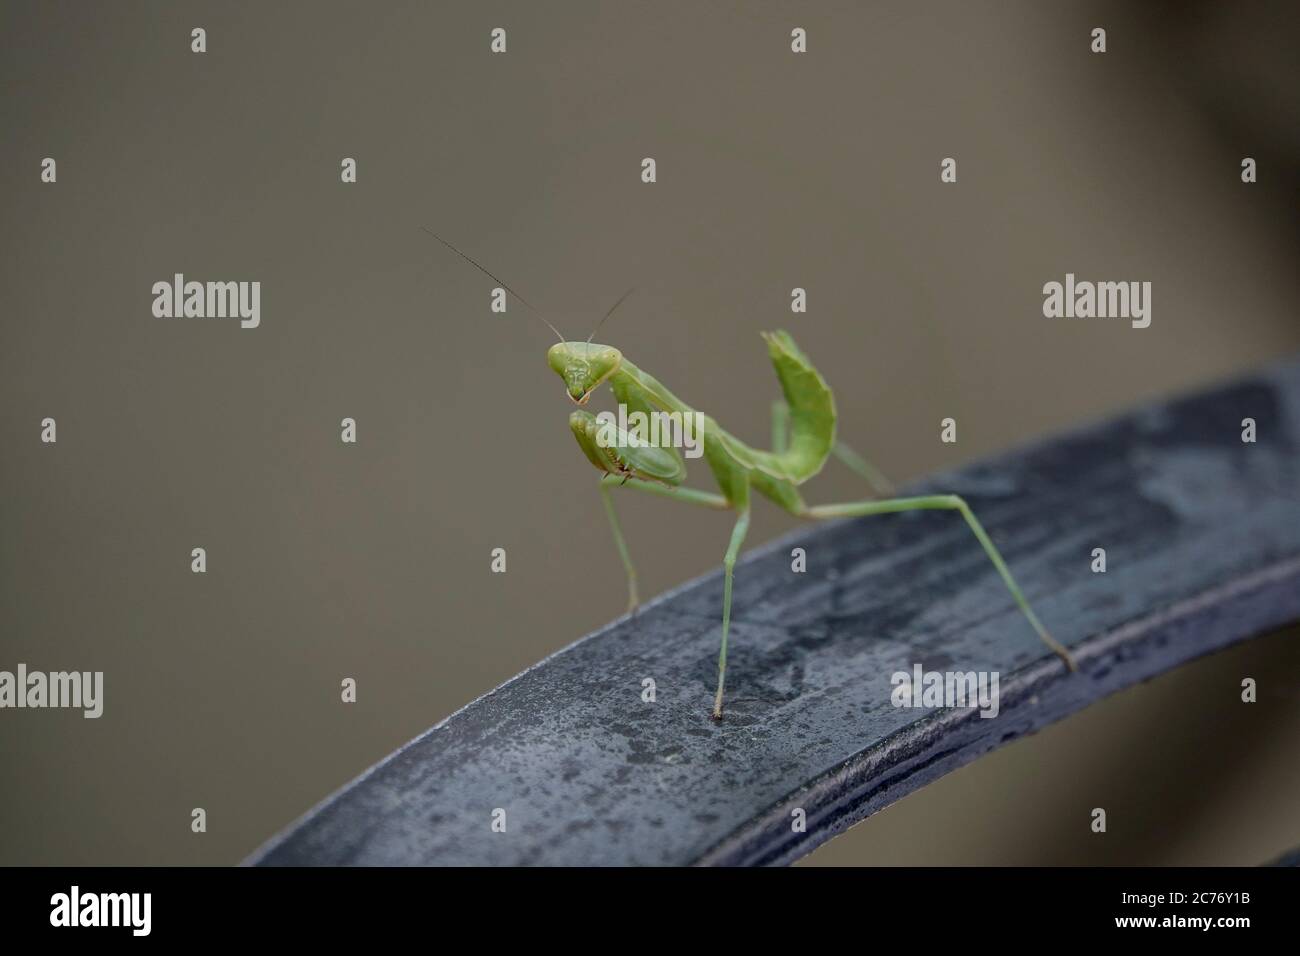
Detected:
[{"left": 426, "top": 230, "right": 1079, "bottom": 719}]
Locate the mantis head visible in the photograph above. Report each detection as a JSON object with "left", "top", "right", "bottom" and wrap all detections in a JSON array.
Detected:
[
  {"left": 419, "top": 229, "right": 634, "bottom": 403},
  {"left": 548, "top": 342, "right": 623, "bottom": 404}
]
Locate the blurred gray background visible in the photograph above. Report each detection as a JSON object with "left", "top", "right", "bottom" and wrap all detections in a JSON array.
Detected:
[{"left": 1, "top": 0, "right": 1297, "bottom": 865}]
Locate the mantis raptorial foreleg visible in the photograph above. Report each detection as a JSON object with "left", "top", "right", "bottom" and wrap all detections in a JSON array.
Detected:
[
  {"left": 804, "top": 494, "right": 1078, "bottom": 670},
  {"left": 772, "top": 399, "right": 894, "bottom": 495}
]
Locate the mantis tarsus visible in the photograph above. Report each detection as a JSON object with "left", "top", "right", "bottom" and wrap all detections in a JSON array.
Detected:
[{"left": 427, "top": 230, "right": 1079, "bottom": 719}]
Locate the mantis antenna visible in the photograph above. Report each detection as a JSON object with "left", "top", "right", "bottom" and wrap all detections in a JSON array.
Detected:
[
  {"left": 586, "top": 287, "right": 636, "bottom": 356},
  {"left": 421, "top": 227, "right": 566, "bottom": 343}
]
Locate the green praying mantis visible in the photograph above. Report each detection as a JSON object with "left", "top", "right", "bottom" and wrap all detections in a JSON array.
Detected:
[{"left": 427, "top": 230, "right": 1079, "bottom": 719}]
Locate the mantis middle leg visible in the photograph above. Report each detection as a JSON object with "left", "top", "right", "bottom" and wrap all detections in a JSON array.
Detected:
[
  {"left": 598, "top": 474, "right": 729, "bottom": 613},
  {"left": 599, "top": 474, "right": 751, "bottom": 718},
  {"left": 715, "top": 504, "right": 751, "bottom": 718}
]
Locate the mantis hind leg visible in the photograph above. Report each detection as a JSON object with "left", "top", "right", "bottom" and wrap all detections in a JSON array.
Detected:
[
  {"left": 805, "top": 494, "right": 1078, "bottom": 670},
  {"left": 830, "top": 441, "right": 895, "bottom": 495},
  {"left": 771, "top": 399, "right": 893, "bottom": 494}
]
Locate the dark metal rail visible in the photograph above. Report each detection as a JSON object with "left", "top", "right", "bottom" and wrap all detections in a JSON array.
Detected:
[{"left": 248, "top": 356, "right": 1300, "bottom": 866}]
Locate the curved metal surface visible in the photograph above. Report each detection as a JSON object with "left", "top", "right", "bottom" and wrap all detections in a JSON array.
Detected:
[{"left": 249, "top": 356, "right": 1300, "bottom": 866}]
